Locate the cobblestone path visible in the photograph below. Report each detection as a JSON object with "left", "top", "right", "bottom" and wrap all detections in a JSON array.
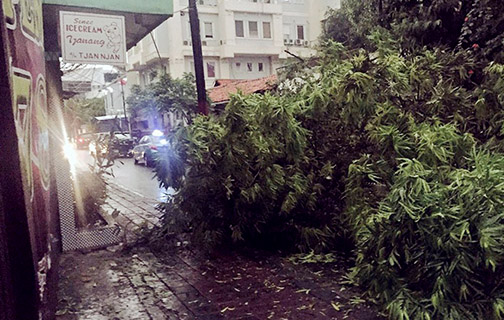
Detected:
[{"left": 56, "top": 180, "right": 384, "bottom": 320}]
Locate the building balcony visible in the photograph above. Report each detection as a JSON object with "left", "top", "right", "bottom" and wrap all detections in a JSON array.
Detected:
[
  {"left": 279, "top": 45, "right": 316, "bottom": 59},
  {"left": 127, "top": 47, "right": 143, "bottom": 71},
  {"left": 179, "top": 0, "right": 217, "bottom": 7},
  {"left": 223, "top": 42, "right": 282, "bottom": 57},
  {"left": 127, "top": 34, "right": 171, "bottom": 71},
  {"left": 182, "top": 38, "right": 220, "bottom": 49},
  {"left": 222, "top": 0, "right": 282, "bottom": 14},
  {"left": 197, "top": 0, "right": 217, "bottom": 5}
]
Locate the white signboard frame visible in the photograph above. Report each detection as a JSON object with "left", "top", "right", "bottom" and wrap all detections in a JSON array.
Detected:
[{"left": 60, "top": 11, "right": 126, "bottom": 66}]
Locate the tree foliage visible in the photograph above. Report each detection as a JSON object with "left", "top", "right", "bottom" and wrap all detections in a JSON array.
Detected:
[
  {"left": 127, "top": 73, "right": 197, "bottom": 125},
  {"left": 65, "top": 97, "right": 106, "bottom": 125},
  {"left": 152, "top": 1, "right": 504, "bottom": 318},
  {"left": 322, "top": 0, "right": 504, "bottom": 63},
  {"left": 154, "top": 93, "right": 339, "bottom": 251}
]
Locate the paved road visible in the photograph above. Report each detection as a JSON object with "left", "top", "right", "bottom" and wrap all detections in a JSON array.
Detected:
[{"left": 75, "top": 149, "right": 171, "bottom": 201}]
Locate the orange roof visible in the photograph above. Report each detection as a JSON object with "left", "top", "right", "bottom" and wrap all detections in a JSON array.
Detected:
[
  {"left": 208, "top": 74, "right": 278, "bottom": 104},
  {"left": 214, "top": 79, "right": 241, "bottom": 86}
]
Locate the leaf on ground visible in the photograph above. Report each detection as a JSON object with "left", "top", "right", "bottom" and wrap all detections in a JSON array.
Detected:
[
  {"left": 220, "top": 306, "right": 235, "bottom": 313},
  {"left": 349, "top": 296, "right": 366, "bottom": 305},
  {"left": 296, "top": 288, "right": 311, "bottom": 294},
  {"left": 331, "top": 301, "right": 342, "bottom": 311},
  {"left": 55, "top": 309, "right": 67, "bottom": 316},
  {"left": 111, "top": 209, "right": 120, "bottom": 219}
]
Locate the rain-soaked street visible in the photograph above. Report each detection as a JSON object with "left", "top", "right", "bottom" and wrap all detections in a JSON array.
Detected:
[
  {"left": 56, "top": 174, "right": 384, "bottom": 320},
  {"left": 75, "top": 149, "right": 169, "bottom": 202},
  {"left": 55, "top": 148, "right": 384, "bottom": 320},
  {"left": 53, "top": 147, "right": 385, "bottom": 320}
]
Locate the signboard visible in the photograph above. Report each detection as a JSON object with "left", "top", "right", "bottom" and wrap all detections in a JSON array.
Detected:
[{"left": 60, "top": 11, "right": 126, "bottom": 66}]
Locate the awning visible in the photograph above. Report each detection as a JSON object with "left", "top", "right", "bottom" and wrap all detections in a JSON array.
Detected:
[
  {"left": 42, "top": 0, "right": 173, "bottom": 15},
  {"left": 42, "top": 0, "right": 173, "bottom": 52}
]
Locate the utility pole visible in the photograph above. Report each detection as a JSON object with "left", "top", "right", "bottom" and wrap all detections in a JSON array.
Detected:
[
  {"left": 120, "top": 78, "right": 132, "bottom": 134},
  {"left": 188, "top": 0, "right": 208, "bottom": 115}
]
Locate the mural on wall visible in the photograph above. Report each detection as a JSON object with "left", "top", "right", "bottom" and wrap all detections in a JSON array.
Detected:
[
  {"left": 3, "top": 0, "right": 16, "bottom": 29},
  {"left": 4, "top": 0, "right": 53, "bottom": 314},
  {"left": 20, "top": 0, "right": 44, "bottom": 46}
]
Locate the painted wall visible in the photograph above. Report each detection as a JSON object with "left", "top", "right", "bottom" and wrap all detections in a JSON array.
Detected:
[
  {"left": 1, "top": 0, "right": 61, "bottom": 319},
  {"left": 229, "top": 56, "right": 272, "bottom": 79}
]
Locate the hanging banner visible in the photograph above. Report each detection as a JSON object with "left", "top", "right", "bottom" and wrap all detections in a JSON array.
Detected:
[{"left": 59, "top": 11, "right": 126, "bottom": 66}]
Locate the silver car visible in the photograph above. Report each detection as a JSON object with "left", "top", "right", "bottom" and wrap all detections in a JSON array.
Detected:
[{"left": 132, "top": 133, "right": 169, "bottom": 167}]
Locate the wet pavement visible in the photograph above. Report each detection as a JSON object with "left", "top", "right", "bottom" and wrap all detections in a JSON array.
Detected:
[
  {"left": 57, "top": 152, "right": 385, "bottom": 320},
  {"left": 101, "top": 180, "right": 162, "bottom": 242},
  {"left": 56, "top": 247, "right": 384, "bottom": 320},
  {"left": 75, "top": 149, "right": 169, "bottom": 201}
]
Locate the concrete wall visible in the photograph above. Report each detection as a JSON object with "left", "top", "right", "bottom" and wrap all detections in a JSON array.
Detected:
[
  {"left": 103, "top": 82, "right": 130, "bottom": 117},
  {"left": 127, "top": 0, "right": 340, "bottom": 85},
  {"left": 229, "top": 56, "right": 272, "bottom": 79}
]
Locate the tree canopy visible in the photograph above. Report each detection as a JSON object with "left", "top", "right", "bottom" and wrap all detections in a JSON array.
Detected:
[
  {"left": 65, "top": 97, "right": 106, "bottom": 125},
  {"left": 127, "top": 73, "right": 197, "bottom": 125},
  {"left": 150, "top": 1, "right": 504, "bottom": 319}
]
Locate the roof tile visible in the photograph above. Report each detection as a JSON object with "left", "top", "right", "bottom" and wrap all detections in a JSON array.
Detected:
[{"left": 208, "top": 74, "right": 277, "bottom": 104}]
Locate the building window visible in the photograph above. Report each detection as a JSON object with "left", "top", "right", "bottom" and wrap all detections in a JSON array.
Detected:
[
  {"left": 249, "top": 21, "right": 258, "bottom": 38},
  {"left": 283, "top": 24, "right": 291, "bottom": 40},
  {"left": 188, "top": 59, "right": 195, "bottom": 75},
  {"left": 263, "top": 22, "right": 271, "bottom": 38},
  {"left": 204, "top": 22, "right": 213, "bottom": 38},
  {"left": 247, "top": 63, "right": 253, "bottom": 72},
  {"left": 235, "top": 20, "right": 244, "bottom": 37},
  {"left": 297, "top": 25, "right": 305, "bottom": 40},
  {"left": 186, "top": 21, "right": 192, "bottom": 41},
  {"left": 207, "top": 62, "right": 216, "bottom": 78},
  {"left": 104, "top": 73, "right": 119, "bottom": 83},
  {"left": 258, "top": 62, "right": 264, "bottom": 72}
]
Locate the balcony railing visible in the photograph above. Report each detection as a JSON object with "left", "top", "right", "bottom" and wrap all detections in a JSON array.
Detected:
[
  {"left": 180, "top": 0, "right": 217, "bottom": 6},
  {"left": 238, "top": 0, "right": 277, "bottom": 3},
  {"left": 198, "top": 0, "right": 217, "bottom": 5}
]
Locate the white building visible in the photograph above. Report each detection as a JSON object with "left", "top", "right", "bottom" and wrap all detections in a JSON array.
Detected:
[
  {"left": 126, "top": 0, "right": 340, "bottom": 89},
  {"left": 61, "top": 64, "right": 129, "bottom": 117}
]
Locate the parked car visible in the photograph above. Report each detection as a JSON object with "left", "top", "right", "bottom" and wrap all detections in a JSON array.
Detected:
[
  {"left": 75, "top": 133, "right": 92, "bottom": 149},
  {"left": 111, "top": 132, "right": 134, "bottom": 158},
  {"left": 132, "top": 131, "right": 169, "bottom": 167}
]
